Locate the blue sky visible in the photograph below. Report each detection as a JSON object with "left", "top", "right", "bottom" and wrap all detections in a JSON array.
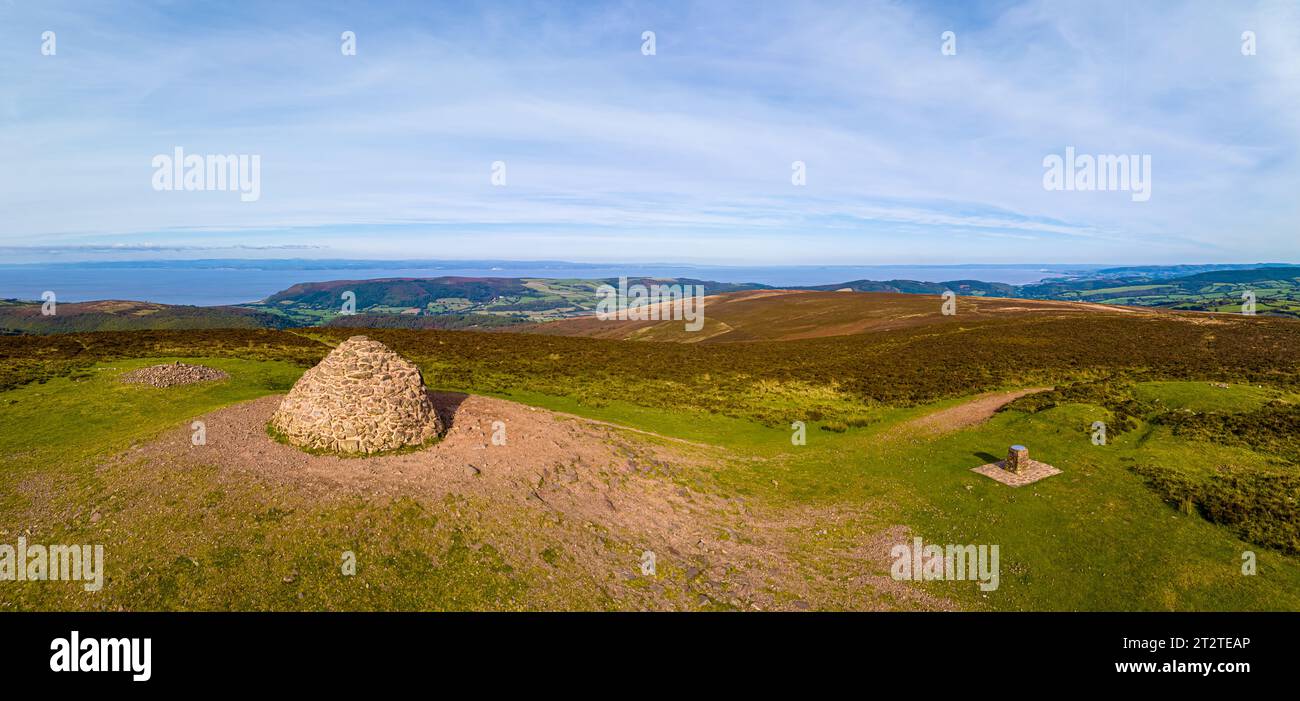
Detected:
[{"left": 1, "top": 0, "right": 1297, "bottom": 265}]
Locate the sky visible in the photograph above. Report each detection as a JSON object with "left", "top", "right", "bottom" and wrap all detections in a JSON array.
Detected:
[{"left": 0, "top": 0, "right": 1297, "bottom": 265}]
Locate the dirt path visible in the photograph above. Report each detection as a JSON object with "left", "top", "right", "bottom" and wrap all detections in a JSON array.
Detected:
[{"left": 886, "top": 387, "right": 1051, "bottom": 440}]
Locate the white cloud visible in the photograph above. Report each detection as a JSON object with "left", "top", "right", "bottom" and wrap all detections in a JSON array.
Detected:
[{"left": 0, "top": 0, "right": 1295, "bottom": 264}]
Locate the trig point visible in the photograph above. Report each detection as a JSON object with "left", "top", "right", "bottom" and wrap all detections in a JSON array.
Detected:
[
  {"left": 1005, "top": 445, "right": 1030, "bottom": 474},
  {"left": 972, "top": 443, "right": 1061, "bottom": 487}
]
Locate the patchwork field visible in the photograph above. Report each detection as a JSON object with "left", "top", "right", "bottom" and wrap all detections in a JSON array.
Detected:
[{"left": 2, "top": 299, "right": 1299, "bottom": 611}]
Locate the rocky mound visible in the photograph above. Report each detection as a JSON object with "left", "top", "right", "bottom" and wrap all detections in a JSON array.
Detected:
[
  {"left": 121, "top": 362, "right": 230, "bottom": 387},
  {"left": 268, "top": 335, "right": 442, "bottom": 455}
]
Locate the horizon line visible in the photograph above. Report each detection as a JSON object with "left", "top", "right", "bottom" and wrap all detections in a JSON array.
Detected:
[{"left": 2, "top": 257, "right": 1297, "bottom": 270}]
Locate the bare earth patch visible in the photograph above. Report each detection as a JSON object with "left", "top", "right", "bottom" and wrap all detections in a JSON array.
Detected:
[
  {"left": 105, "top": 392, "right": 949, "bottom": 611},
  {"left": 888, "top": 387, "right": 1051, "bottom": 440}
]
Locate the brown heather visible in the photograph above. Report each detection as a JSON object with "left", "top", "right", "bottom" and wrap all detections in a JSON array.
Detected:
[{"left": 6, "top": 303, "right": 1300, "bottom": 423}]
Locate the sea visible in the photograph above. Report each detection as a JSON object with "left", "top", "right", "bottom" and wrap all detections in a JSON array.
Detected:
[{"left": 0, "top": 260, "right": 1094, "bottom": 306}]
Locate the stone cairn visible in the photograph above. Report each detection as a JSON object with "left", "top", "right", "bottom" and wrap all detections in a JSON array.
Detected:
[
  {"left": 121, "top": 361, "right": 229, "bottom": 387},
  {"left": 1004, "top": 445, "right": 1030, "bottom": 474},
  {"left": 269, "top": 336, "right": 442, "bottom": 455}
]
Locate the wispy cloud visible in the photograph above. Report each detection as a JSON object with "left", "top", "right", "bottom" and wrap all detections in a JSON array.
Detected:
[
  {"left": 0, "top": 243, "right": 325, "bottom": 254},
  {"left": 0, "top": 0, "right": 1295, "bottom": 264}
]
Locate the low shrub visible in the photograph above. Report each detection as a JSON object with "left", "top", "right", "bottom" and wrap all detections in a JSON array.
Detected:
[{"left": 1130, "top": 462, "right": 1300, "bottom": 555}]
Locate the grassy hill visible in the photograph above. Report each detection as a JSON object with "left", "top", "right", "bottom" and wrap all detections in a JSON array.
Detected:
[
  {"left": 246, "top": 276, "right": 768, "bottom": 326},
  {"left": 1172, "top": 266, "right": 1300, "bottom": 285},
  {"left": 1018, "top": 265, "right": 1300, "bottom": 316},
  {"left": 0, "top": 299, "right": 290, "bottom": 335}
]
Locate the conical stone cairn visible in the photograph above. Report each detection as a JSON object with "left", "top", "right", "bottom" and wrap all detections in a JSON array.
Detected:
[{"left": 269, "top": 336, "right": 442, "bottom": 455}]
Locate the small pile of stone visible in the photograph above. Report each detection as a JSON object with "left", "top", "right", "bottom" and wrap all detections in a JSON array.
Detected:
[
  {"left": 269, "top": 335, "right": 442, "bottom": 455},
  {"left": 121, "top": 362, "right": 230, "bottom": 387}
]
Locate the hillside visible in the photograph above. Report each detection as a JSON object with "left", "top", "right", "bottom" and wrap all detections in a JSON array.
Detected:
[
  {"left": 803, "top": 278, "right": 1016, "bottom": 296},
  {"left": 5, "top": 309, "right": 1300, "bottom": 612},
  {"left": 0, "top": 299, "right": 289, "bottom": 335},
  {"left": 1164, "top": 266, "right": 1300, "bottom": 285},
  {"left": 325, "top": 312, "right": 527, "bottom": 331},
  {"left": 264, "top": 276, "right": 534, "bottom": 307},
  {"left": 1019, "top": 265, "right": 1300, "bottom": 317},
  {"left": 7, "top": 263, "right": 1300, "bottom": 337},
  {"left": 521, "top": 289, "right": 1152, "bottom": 342},
  {"left": 251, "top": 264, "right": 1300, "bottom": 331},
  {"left": 246, "top": 276, "right": 768, "bottom": 326}
]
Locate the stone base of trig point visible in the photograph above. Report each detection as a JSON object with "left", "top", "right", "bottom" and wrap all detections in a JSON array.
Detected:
[{"left": 972, "top": 444, "right": 1061, "bottom": 487}]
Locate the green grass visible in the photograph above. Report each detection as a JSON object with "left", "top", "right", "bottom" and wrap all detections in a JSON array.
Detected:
[
  {"left": 719, "top": 400, "right": 1300, "bottom": 611},
  {"left": 4, "top": 341, "right": 1300, "bottom": 611},
  {"left": 1133, "top": 380, "right": 1283, "bottom": 413},
  {"left": 458, "top": 380, "right": 1300, "bottom": 610},
  {"left": 0, "top": 358, "right": 549, "bottom": 611},
  {"left": 1, "top": 356, "right": 300, "bottom": 491}
]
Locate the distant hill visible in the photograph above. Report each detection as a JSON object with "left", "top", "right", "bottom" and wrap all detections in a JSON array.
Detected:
[
  {"left": 7, "top": 263, "right": 1299, "bottom": 336},
  {"left": 1168, "top": 266, "right": 1300, "bottom": 285},
  {"left": 264, "top": 277, "right": 533, "bottom": 307},
  {"left": 0, "top": 299, "right": 289, "bottom": 335},
  {"left": 520, "top": 289, "right": 1151, "bottom": 343},
  {"left": 239, "top": 265, "right": 1300, "bottom": 328},
  {"left": 1087, "top": 263, "right": 1296, "bottom": 279},
  {"left": 325, "top": 313, "right": 528, "bottom": 331},
  {"left": 1016, "top": 265, "right": 1300, "bottom": 317},
  {"left": 803, "top": 278, "right": 1016, "bottom": 296},
  {"left": 248, "top": 275, "right": 769, "bottom": 326}
]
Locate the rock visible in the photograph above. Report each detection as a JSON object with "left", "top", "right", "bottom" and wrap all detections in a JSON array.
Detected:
[
  {"left": 269, "top": 336, "right": 443, "bottom": 455},
  {"left": 120, "top": 363, "right": 228, "bottom": 387}
]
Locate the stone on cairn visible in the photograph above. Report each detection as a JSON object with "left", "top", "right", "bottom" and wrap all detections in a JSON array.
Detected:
[{"left": 269, "top": 336, "right": 442, "bottom": 455}]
